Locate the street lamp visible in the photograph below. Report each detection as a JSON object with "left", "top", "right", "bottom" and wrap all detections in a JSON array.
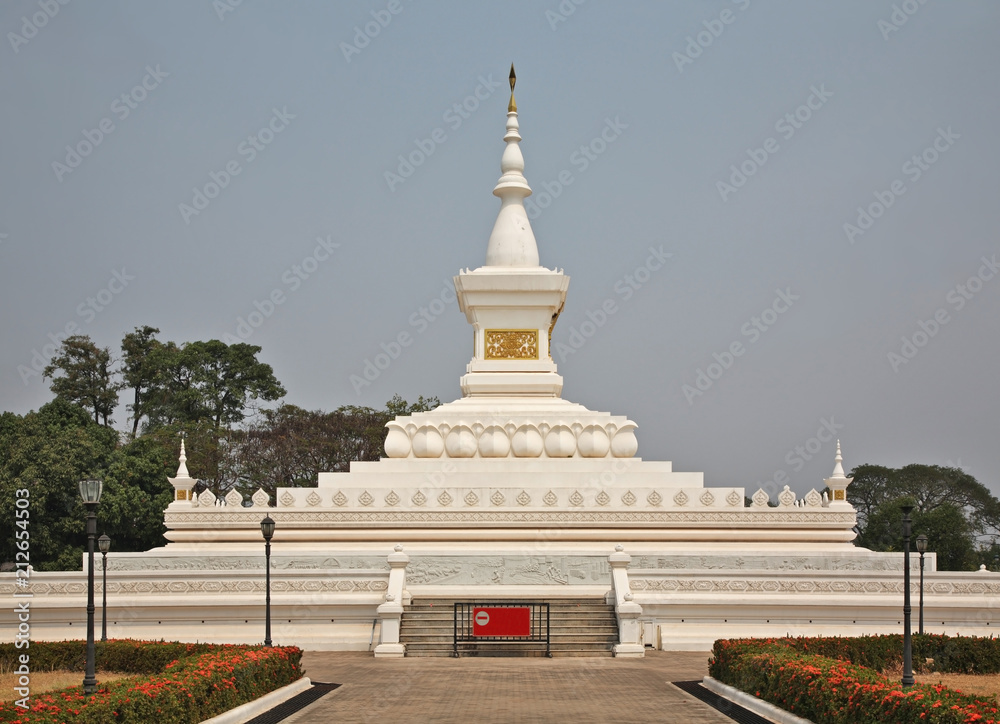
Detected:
[
  {"left": 900, "top": 504, "right": 914, "bottom": 688},
  {"left": 98, "top": 534, "right": 111, "bottom": 642},
  {"left": 260, "top": 516, "right": 275, "bottom": 647},
  {"left": 916, "top": 534, "right": 928, "bottom": 636},
  {"left": 78, "top": 480, "right": 103, "bottom": 696}
]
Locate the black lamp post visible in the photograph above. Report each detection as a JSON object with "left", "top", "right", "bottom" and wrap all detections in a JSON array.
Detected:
[
  {"left": 78, "top": 479, "right": 103, "bottom": 695},
  {"left": 98, "top": 534, "right": 111, "bottom": 642},
  {"left": 260, "top": 516, "right": 275, "bottom": 647},
  {"left": 901, "top": 504, "right": 914, "bottom": 688},
  {"left": 916, "top": 534, "right": 928, "bottom": 636}
]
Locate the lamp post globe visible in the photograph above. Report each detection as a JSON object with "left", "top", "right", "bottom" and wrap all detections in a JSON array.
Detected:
[
  {"left": 98, "top": 534, "right": 111, "bottom": 642},
  {"left": 78, "top": 480, "right": 103, "bottom": 696},
  {"left": 260, "top": 516, "right": 275, "bottom": 647}
]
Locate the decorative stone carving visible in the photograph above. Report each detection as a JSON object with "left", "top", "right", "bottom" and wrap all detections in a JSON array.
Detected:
[
  {"left": 385, "top": 490, "right": 400, "bottom": 507},
  {"left": 384, "top": 425, "right": 411, "bottom": 458},
  {"left": 306, "top": 491, "right": 322, "bottom": 507},
  {"left": 543, "top": 490, "right": 558, "bottom": 506},
  {"left": 544, "top": 425, "right": 576, "bottom": 457},
  {"left": 412, "top": 491, "right": 427, "bottom": 506},
  {"left": 484, "top": 329, "right": 538, "bottom": 360},
  {"left": 251, "top": 489, "right": 270, "bottom": 507},
  {"left": 752, "top": 488, "right": 770, "bottom": 507},
  {"left": 804, "top": 488, "right": 822, "bottom": 507},
  {"left": 358, "top": 490, "right": 374, "bottom": 507},
  {"left": 577, "top": 425, "right": 610, "bottom": 457},
  {"left": 479, "top": 425, "right": 510, "bottom": 457},
  {"left": 726, "top": 490, "right": 742, "bottom": 507},
  {"left": 445, "top": 425, "right": 477, "bottom": 457},
  {"left": 224, "top": 489, "right": 243, "bottom": 507},
  {"left": 464, "top": 491, "right": 479, "bottom": 506},
  {"left": 569, "top": 490, "right": 584, "bottom": 506},
  {"left": 332, "top": 491, "right": 348, "bottom": 507},
  {"left": 437, "top": 491, "right": 453, "bottom": 507},
  {"left": 490, "top": 490, "right": 506, "bottom": 506},
  {"left": 516, "top": 490, "right": 531, "bottom": 506},
  {"left": 511, "top": 425, "right": 543, "bottom": 457},
  {"left": 622, "top": 490, "right": 636, "bottom": 506},
  {"left": 778, "top": 485, "right": 796, "bottom": 507},
  {"left": 412, "top": 425, "right": 444, "bottom": 458},
  {"left": 610, "top": 425, "right": 639, "bottom": 457},
  {"left": 648, "top": 491, "right": 663, "bottom": 506},
  {"left": 673, "top": 490, "right": 689, "bottom": 506},
  {"left": 596, "top": 490, "right": 610, "bottom": 506},
  {"left": 700, "top": 491, "right": 715, "bottom": 506}
]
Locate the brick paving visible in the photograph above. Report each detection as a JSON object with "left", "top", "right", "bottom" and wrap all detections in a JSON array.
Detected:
[{"left": 284, "top": 650, "right": 734, "bottom": 723}]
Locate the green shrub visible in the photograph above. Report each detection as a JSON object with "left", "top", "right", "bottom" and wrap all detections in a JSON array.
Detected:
[
  {"left": 710, "top": 637, "right": 1000, "bottom": 724},
  {"left": 0, "top": 641, "right": 302, "bottom": 724}
]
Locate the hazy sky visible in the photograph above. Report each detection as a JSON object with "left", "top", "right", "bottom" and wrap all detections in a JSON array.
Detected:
[{"left": 1, "top": 1, "right": 998, "bottom": 499}]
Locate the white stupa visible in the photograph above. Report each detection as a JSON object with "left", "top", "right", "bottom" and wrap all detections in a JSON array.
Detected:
[{"left": 16, "top": 69, "right": 1000, "bottom": 656}]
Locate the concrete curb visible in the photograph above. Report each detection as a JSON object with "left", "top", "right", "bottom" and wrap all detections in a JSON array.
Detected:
[
  {"left": 701, "top": 676, "right": 814, "bottom": 724},
  {"left": 200, "top": 676, "right": 313, "bottom": 724}
]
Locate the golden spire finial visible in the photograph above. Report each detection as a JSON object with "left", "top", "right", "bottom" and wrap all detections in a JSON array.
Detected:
[{"left": 508, "top": 63, "right": 517, "bottom": 113}]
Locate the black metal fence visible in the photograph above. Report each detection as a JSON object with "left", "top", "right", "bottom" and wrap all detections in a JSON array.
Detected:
[{"left": 453, "top": 602, "right": 551, "bottom": 658}]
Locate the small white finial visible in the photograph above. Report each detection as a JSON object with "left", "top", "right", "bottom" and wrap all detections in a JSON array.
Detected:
[
  {"left": 394, "top": 544, "right": 404, "bottom": 552},
  {"left": 831, "top": 440, "right": 846, "bottom": 479},
  {"left": 176, "top": 435, "right": 190, "bottom": 478},
  {"left": 624, "top": 592, "right": 633, "bottom": 601},
  {"left": 615, "top": 544, "right": 624, "bottom": 552}
]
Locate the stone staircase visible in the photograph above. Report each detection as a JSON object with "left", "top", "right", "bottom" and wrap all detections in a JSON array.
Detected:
[{"left": 399, "top": 597, "right": 619, "bottom": 657}]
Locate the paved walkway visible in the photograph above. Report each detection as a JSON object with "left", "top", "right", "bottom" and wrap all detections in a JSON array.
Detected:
[{"left": 285, "top": 650, "right": 733, "bottom": 723}]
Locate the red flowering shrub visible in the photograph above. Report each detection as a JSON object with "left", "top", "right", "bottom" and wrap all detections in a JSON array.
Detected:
[
  {"left": 0, "top": 641, "right": 302, "bottom": 724},
  {"left": 710, "top": 637, "right": 1000, "bottom": 724}
]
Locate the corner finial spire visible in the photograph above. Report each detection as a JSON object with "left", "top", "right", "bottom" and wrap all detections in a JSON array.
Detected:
[
  {"left": 176, "top": 431, "right": 190, "bottom": 478},
  {"left": 508, "top": 63, "right": 516, "bottom": 113}
]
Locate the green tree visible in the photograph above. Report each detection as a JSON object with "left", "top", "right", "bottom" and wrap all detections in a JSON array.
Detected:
[
  {"left": 98, "top": 436, "right": 175, "bottom": 553},
  {"left": 120, "top": 325, "right": 165, "bottom": 438},
  {"left": 42, "top": 336, "right": 119, "bottom": 426},
  {"left": 849, "top": 464, "right": 1000, "bottom": 570},
  {"left": 0, "top": 400, "right": 118, "bottom": 571}
]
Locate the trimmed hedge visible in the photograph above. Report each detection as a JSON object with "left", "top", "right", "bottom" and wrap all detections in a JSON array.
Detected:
[
  {"left": 0, "top": 641, "right": 302, "bottom": 724},
  {"left": 710, "top": 637, "right": 1000, "bottom": 724}
]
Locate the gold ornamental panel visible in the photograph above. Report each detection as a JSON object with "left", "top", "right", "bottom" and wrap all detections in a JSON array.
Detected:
[
  {"left": 833, "top": 490, "right": 845, "bottom": 501},
  {"left": 484, "top": 329, "right": 539, "bottom": 360}
]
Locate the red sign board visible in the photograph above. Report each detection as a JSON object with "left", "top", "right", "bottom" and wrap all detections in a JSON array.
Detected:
[{"left": 472, "top": 606, "right": 531, "bottom": 637}]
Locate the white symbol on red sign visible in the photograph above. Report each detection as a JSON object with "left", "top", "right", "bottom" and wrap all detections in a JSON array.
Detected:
[{"left": 474, "top": 610, "right": 490, "bottom": 626}]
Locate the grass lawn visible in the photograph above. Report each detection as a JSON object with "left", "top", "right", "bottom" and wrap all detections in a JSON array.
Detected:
[{"left": 0, "top": 670, "right": 132, "bottom": 701}]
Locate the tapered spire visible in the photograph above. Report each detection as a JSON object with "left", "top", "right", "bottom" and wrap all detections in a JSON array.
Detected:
[{"left": 485, "top": 64, "right": 540, "bottom": 267}]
